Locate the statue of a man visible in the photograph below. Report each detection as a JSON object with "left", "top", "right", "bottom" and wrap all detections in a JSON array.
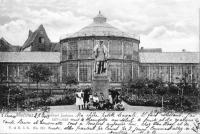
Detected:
[{"left": 93, "top": 40, "right": 108, "bottom": 74}]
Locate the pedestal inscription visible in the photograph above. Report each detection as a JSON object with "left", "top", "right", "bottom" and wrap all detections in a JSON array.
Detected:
[{"left": 92, "top": 74, "right": 110, "bottom": 99}]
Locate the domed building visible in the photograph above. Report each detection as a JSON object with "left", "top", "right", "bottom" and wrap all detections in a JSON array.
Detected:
[
  {"left": 0, "top": 11, "right": 199, "bottom": 91},
  {"left": 60, "top": 11, "right": 140, "bottom": 87}
]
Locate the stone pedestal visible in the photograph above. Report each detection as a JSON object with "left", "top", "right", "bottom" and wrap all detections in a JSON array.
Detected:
[{"left": 92, "top": 74, "right": 110, "bottom": 99}]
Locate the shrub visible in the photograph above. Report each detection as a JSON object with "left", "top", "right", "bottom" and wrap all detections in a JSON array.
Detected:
[
  {"left": 169, "top": 84, "right": 179, "bottom": 95},
  {"left": 0, "top": 85, "right": 9, "bottom": 108},
  {"left": 63, "top": 74, "right": 78, "bottom": 86}
]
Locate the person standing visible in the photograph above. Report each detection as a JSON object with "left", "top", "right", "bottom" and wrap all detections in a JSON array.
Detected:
[
  {"left": 83, "top": 89, "right": 90, "bottom": 109},
  {"left": 75, "top": 89, "right": 84, "bottom": 110},
  {"left": 108, "top": 91, "right": 113, "bottom": 104},
  {"left": 99, "top": 92, "right": 105, "bottom": 110}
]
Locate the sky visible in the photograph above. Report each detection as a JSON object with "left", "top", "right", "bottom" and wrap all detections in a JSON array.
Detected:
[{"left": 0, "top": 0, "right": 200, "bottom": 52}]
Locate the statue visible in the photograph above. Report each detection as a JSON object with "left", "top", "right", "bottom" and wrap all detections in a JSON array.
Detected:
[{"left": 93, "top": 40, "right": 108, "bottom": 74}]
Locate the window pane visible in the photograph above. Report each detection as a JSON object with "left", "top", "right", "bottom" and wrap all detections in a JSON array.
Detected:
[
  {"left": 62, "top": 42, "right": 68, "bottom": 61},
  {"left": 49, "top": 65, "right": 59, "bottom": 83},
  {"left": 19, "top": 65, "right": 29, "bottom": 82},
  {"left": 67, "top": 41, "right": 78, "bottom": 60},
  {"left": 133, "top": 42, "right": 139, "bottom": 61},
  {"left": 149, "top": 65, "right": 159, "bottom": 80},
  {"left": 139, "top": 65, "right": 149, "bottom": 79},
  {"left": 109, "top": 40, "right": 122, "bottom": 59},
  {"left": 79, "top": 61, "right": 92, "bottom": 82},
  {"left": 78, "top": 40, "right": 93, "bottom": 59},
  {"left": 192, "top": 65, "right": 200, "bottom": 83},
  {"left": 171, "top": 65, "right": 182, "bottom": 83},
  {"left": 182, "top": 65, "right": 191, "bottom": 83},
  {"left": 124, "top": 41, "right": 133, "bottom": 60},
  {"left": 8, "top": 65, "right": 18, "bottom": 82},
  {"left": 159, "top": 66, "right": 170, "bottom": 82},
  {"left": 109, "top": 62, "right": 122, "bottom": 82},
  {"left": 62, "top": 62, "right": 78, "bottom": 82},
  {"left": 123, "top": 62, "right": 132, "bottom": 81},
  {"left": 132, "top": 63, "right": 138, "bottom": 81},
  {"left": 0, "top": 64, "right": 7, "bottom": 82}
]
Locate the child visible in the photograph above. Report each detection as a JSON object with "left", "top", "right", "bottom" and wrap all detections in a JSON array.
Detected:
[
  {"left": 87, "top": 98, "right": 96, "bottom": 110},
  {"left": 103, "top": 99, "right": 113, "bottom": 110},
  {"left": 93, "top": 92, "right": 99, "bottom": 109},
  {"left": 114, "top": 99, "right": 125, "bottom": 111},
  {"left": 75, "top": 89, "right": 84, "bottom": 110}
]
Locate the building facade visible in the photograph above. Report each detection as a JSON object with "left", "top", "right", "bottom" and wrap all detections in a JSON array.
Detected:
[{"left": 0, "top": 12, "right": 200, "bottom": 89}]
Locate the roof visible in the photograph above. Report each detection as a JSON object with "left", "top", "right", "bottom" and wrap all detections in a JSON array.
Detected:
[
  {"left": 21, "top": 25, "right": 50, "bottom": 50},
  {"left": 0, "top": 52, "right": 60, "bottom": 63},
  {"left": 139, "top": 52, "right": 199, "bottom": 64},
  {"left": 49, "top": 42, "right": 60, "bottom": 52},
  {"left": 61, "top": 11, "right": 139, "bottom": 40},
  {"left": 0, "top": 37, "right": 21, "bottom": 52}
]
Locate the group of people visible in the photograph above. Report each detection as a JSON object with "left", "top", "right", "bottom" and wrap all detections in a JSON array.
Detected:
[{"left": 75, "top": 90, "right": 125, "bottom": 111}]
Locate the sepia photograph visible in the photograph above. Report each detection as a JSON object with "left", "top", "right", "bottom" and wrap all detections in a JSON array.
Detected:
[{"left": 0, "top": 0, "right": 200, "bottom": 133}]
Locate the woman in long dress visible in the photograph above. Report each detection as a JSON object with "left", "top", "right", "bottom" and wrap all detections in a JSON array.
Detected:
[{"left": 76, "top": 89, "right": 84, "bottom": 110}]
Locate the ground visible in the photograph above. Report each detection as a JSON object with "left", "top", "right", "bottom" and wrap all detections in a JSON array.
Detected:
[{"left": 49, "top": 101, "right": 161, "bottom": 112}]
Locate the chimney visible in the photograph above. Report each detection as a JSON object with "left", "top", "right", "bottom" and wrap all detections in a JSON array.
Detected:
[{"left": 182, "top": 49, "right": 186, "bottom": 52}]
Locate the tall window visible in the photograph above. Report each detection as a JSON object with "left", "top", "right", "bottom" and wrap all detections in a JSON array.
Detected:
[
  {"left": 62, "top": 62, "right": 78, "bottom": 82},
  {"left": 123, "top": 62, "right": 132, "bottom": 82},
  {"left": 49, "top": 65, "right": 59, "bottom": 83},
  {"left": 139, "top": 65, "right": 149, "bottom": 79},
  {"left": 67, "top": 62, "right": 78, "bottom": 77},
  {"left": 62, "top": 43, "right": 68, "bottom": 61},
  {"left": 150, "top": 65, "right": 159, "bottom": 80},
  {"left": 67, "top": 41, "right": 78, "bottom": 60},
  {"left": 159, "top": 66, "right": 170, "bottom": 82},
  {"left": 124, "top": 41, "right": 133, "bottom": 60},
  {"left": 192, "top": 65, "right": 200, "bottom": 83},
  {"left": 78, "top": 40, "right": 93, "bottom": 59},
  {"left": 79, "top": 62, "right": 92, "bottom": 82},
  {"left": 133, "top": 42, "right": 139, "bottom": 61},
  {"left": 19, "top": 65, "right": 29, "bottom": 82},
  {"left": 109, "top": 40, "right": 122, "bottom": 59},
  {"left": 182, "top": 65, "right": 192, "bottom": 83},
  {"left": 109, "top": 62, "right": 122, "bottom": 82},
  {"left": 8, "top": 64, "right": 18, "bottom": 82},
  {"left": 0, "top": 64, "right": 7, "bottom": 82},
  {"left": 132, "top": 63, "right": 138, "bottom": 81},
  {"left": 171, "top": 65, "right": 182, "bottom": 83}
]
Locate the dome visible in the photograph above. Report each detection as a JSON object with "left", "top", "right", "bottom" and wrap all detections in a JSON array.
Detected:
[{"left": 61, "top": 11, "right": 139, "bottom": 40}]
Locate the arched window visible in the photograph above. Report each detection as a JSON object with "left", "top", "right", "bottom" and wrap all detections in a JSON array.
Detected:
[{"left": 39, "top": 37, "right": 44, "bottom": 43}]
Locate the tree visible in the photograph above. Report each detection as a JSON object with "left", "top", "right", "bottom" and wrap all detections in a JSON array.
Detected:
[
  {"left": 25, "top": 65, "right": 52, "bottom": 92},
  {"left": 0, "top": 64, "right": 7, "bottom": 83},
  {"left": 0, "top": 85, "right": 9, "bottom": 109},
  {"left": 156, "top": 85, "right": 168, "bottom": 109}
]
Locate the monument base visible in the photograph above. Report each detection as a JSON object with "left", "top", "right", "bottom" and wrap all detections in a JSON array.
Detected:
[{"left": 92, "top": 74, "right": 110, "bottom": 99}]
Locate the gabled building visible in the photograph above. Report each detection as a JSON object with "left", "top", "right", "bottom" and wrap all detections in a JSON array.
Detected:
[{"left": 21, "top": 25, "right": 60, "bottom": 52}]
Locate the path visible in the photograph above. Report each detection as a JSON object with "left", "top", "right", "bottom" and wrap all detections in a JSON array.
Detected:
[{"left": 50, "top": 101, "right": 161, "bottom": 112}]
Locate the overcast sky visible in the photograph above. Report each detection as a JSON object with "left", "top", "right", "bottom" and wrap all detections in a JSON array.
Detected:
[{"left": 0, "top": 0, "right": 200, "bottom": 52}]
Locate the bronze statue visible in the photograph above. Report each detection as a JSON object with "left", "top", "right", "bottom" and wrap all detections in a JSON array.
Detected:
[{"left": 93, "top": 40, "right": 108, "bottom": 74}]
